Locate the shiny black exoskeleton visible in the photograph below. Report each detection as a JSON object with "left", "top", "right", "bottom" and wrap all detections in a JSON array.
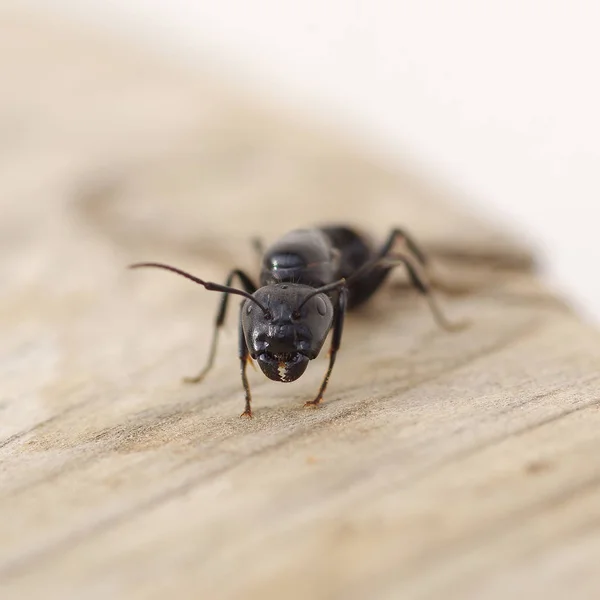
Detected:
[{"left": 131, "top": 225, "right": 459, "bottom": 417}]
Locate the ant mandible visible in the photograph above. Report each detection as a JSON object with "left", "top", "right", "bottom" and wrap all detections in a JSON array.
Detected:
[{"left": 130, "top": 225, "right": 463, "bottom": 417}]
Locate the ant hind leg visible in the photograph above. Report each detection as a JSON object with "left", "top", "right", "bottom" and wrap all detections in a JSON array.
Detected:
[
  {"left": 363, "top": 227, "right": 466, "bottom": 331},
  {"left": 382, "top": 251, "right": 467, "bottom": 331},
  {"left": 377, "top": 227, "right": 429, "bottom": 265},
  {"left": 251, "top": 237, "right": 265, "bottom": 263}
]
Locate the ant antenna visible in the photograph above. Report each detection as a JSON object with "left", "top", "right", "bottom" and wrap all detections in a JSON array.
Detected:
[
  {"left": 129, "top": 262, "right": 270, "bottom": 316},
  {"left": 298, "top": 278, "right": 346, "bottom": 309}
]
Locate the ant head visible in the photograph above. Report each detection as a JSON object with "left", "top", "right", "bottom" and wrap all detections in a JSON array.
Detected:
[
  {"left": 128, "top": 262, "right": 341, "bottom": 385},
  {"left": 242, "top": 284, "right": 335, "bottom": 383}
]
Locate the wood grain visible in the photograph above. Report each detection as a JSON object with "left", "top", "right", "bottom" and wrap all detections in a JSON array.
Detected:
[{"left": 1, "top": 11, "right": 599, "bottom": 600}]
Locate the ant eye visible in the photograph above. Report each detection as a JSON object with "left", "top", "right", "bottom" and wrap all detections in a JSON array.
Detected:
[{"left": 315, "top": 295, "right": 327, "bottom": 316}]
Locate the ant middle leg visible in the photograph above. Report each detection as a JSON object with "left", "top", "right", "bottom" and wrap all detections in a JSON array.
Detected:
[
  {"left": 305, "top": 288, "right": 348, "bottom": 409},
  {"left": 184, "top": 269, "right": 257, "bottom": 384}
]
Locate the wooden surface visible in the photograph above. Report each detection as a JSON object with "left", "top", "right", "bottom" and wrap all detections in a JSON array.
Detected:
[{"left": 2, "top": 11, "right": 600, "bottom": 600}]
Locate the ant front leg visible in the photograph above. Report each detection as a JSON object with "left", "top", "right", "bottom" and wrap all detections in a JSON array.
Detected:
[
  {"left": 238, "top": 302, "right": 253, "bottom": 418},
  {"left": 184, "top": 269, "right": 257, "bottom": 384},
  {"left": 305, "top": 287, "right": 348, "bottom": 409}
]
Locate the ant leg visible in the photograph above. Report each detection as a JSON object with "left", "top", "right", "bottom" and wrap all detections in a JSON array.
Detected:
[
  {"left": 184, "top": 269, "right": 257, "bottom": 384},
  {"left": 251, "top": 237, "right": 265, "bottom": 261},
  {"left": 344, "top": 228, "right": 464, "bottom": 330},
  {"left": 344, "top": 227, "right": 431, "bottom": 289},
  {"left": 377, "top": 227, "right": 429, "bottom": 265},
  {"left": 238, "top": 304, "right": 253, "bottom": 418},
  {"left": 305, "top": 288, "right": 348, "bottom": 409},
  {"left": 382, "top": 252, "right": 466, "bottom": 331}
]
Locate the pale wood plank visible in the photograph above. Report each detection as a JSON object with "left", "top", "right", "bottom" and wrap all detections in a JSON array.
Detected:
[{"left": 1, "top": 11, "right": 598, "bottom": 600}]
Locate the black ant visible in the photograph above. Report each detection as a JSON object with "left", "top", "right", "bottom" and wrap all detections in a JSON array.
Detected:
[{"left": 130, "top": 225, "right": 463, "bottom": 417}]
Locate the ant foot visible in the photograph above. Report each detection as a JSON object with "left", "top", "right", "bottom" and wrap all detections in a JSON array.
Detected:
[
  {"left": 304, "top": 399, "right": 322, "bottom": 409},
  {"left": 444, "top": 318, "right": 471, "bottom": 332},
  {"left": 182, "top": 372, "right": 207, "bottom": 384},
  {"left": 182, "top": 370, "right": 207, "bottom": 383},
  {"left": 240, "top": 409, "right": 253, "bottom": 419}
]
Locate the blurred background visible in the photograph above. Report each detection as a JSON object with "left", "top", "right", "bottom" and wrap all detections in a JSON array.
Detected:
[{"left": 12, "top": 0, "right": 600, "bottom": 321}]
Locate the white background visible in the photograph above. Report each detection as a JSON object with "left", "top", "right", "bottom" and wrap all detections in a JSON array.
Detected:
[{"left": 18, "top": 1, "right": 600, "bottom": 322}]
